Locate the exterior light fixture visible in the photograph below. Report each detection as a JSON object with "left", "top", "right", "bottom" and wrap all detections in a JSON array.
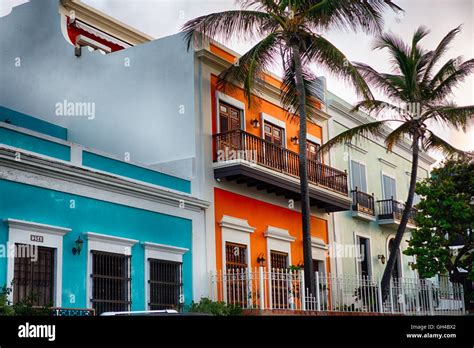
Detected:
[
  {"left": 72, "top": 235, "right": 84, "bottom": 255},
  {"left": 250, "top": 119, "right": 260, "bottom": 128},
  {"left": 408, "top": 261, "right": 416, "bottom": 270},
  {"left": 290, "top": 136, "right": 299, "bottom": 145},
  {"left": 377, "top": 254, "right": 386, "bottom": 264},
  {"left": 256, "top": 253, "right": 266, "bottom": 267}
]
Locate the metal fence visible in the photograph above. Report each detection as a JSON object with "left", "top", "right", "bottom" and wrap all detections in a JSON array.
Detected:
[{"left": 210, "top": 268, "right": 465, "bottom": 315}]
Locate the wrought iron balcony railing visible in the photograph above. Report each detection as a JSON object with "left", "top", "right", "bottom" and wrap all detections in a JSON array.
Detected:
[
  {"left": 351, "top": 188, "right": 375, "bottom": 216},
  {"left": 213, "top": 130, "right": 348, "bottom": 196},
  {"left": 376, "top": 198, "right": 417, "bottom": 225}
]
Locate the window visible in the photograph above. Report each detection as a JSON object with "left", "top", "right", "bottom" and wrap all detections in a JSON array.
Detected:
[
  {"left": 149, "top": 259, "right": 183, "bottom": 310},
  {"left": 307, "top": 141, "right": 321, "bottom": 162},
  {"left": 91, "top": 251, "right": 131, "bottom": 315},
  {"left": 264, "top": 122, "right": 284, "bottom": 147},
  {"left": 225, "top": 242, "right": 248, "bottom": 306},
  {"left": 356, "top": 236, "right": 371, "bottom": 277},
  {"left": 382, "top": 174, "right": 397, "bottom": 199},
  {"left": 13, "top": 244, "right": 55, "bottom": 307},
  {"left": 270, "top": 251, "right": 289, "bottom": 308},
  {"left": 219, "top": 102, "right": 241, "bottom": 133},
  {"left": 351, "top": 160, "right": 367, "bottom": 192}
]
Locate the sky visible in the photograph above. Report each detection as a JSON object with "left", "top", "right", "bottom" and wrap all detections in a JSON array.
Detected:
[{"left": 1, "top": 0, "right": 473, "bottom": 157}]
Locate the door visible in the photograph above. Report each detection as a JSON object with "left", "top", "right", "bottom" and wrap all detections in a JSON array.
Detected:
[
  {"left": 263, "top": 122, "right": 284, "bottom": 170},
  {"left": 218, "top": 102, "right": 242, "bottom": 156},
  {"left": 307, "top": 140, "right": 321, "bottom": 181},
  {"left": 270, "top": 250, "right": 289, "bottom": 309},
  {"left": 148, "top": 259, "right": 183, "bottom": 310},
  {"left": 357, "top": 237, "right": 371, "bottom": 278},
  {"left": 13, "top": 244, "right": 55, "bottom": 307}
]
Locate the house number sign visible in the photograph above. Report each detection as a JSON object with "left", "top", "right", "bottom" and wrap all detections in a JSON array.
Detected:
[{"left": 30, "top": 235, "right": 44, "bottom": 243}]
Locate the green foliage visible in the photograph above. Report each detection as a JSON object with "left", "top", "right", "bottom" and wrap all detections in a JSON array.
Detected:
[
  {"left": 0, "top": 285, "right": 51, "bottom": 316},
  {"left": 404, "top": 158, "right": 474, "bottom": 281},
  {"left": 187, "top": 297, "right": 243, "bottom": 316}
]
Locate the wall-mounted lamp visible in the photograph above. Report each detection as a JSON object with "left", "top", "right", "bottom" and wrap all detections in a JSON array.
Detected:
[
  {"left": 408, "top": 261, "right": 416, "bottom": 270},
  {"left": 250, "top": 119, "right": 260, "bottom": 128},
  {"left": 72, "top": 235, "right": 84, "bottom": 255},
  {"left": 256, "top": 253, "right": 266, "bottom": 267},
  {"left": 290, "top": 136, "right": 299, "bottom": 145},
  {"left": 377, "top": 254, "right": 386, "bottom": 264}
]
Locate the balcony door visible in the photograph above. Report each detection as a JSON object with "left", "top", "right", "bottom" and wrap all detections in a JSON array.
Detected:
[
  {"left": 218, "top": 102, "right": 242, "bottom": 156},
  {"left": 263, "top": 122, "right": 284, "bottom": 169}
]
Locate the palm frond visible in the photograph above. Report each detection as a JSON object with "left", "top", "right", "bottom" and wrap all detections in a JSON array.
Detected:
[
  {"left": 320, "top": 120, "right": 399, "bottom": 153},
  {"left": 302, "top": 34, "right": 373, "bottom": 101},
  {"left": 429, "top": 58, "right": 474, "bottom": 101},
  {"left": 181, "top": 10, "right": 275, "bottom": 50},
  {"left": 302, "top": 0, "right": 402, "bottom": 35},
  {"left": 425, "top": 104, "right": 474, "bottom": 131},
  {"left": 353, "top": 62, "right": 404, "bottom": 101},
  {"left": 423, "top": 130, "right": 471, "bottom": 158},
  {"left": 217, "top": 32, "right": 281, "bottom": 104},
  {"left": 385, "top": 122, "right": 413, "bottom": 152},
  {"left": 352, "top": 99, "right": 406, "bottom": 120},
  {"left": 422, "top": 26, "right": 462, "bottom": 84}
]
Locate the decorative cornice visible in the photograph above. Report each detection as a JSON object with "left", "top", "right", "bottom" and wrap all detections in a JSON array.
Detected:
[
  {"left": 347, "top": 142, "right": 368, "bottom": 154},
  {"left": 60, "top": 0, "right": 153, "bottom": 45},
  {"left": 264, "top": 226, "right": 296, "bottom": 243},
  {"left": 311, "top": 236, "right": 328, "bottom": 250},
  {"left": 6, "top": 219, "right": 71, "bottom": 236},
  {"left": 84, "top": 232, "right": 138, "bottom": 247},
  {"left": 0, "top": 146, "right": 210, "bottom": 212},
  {"left": 379, "top": 158, "right": 397, "bottom": 169},
  {"left": 141, "top": 242, "right": 188, "bottom": 255},
  {"left": 219, "top": 215, "right": 255, "bottom": 233}
]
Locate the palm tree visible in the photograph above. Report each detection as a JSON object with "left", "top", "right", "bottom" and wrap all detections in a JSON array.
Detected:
[
  {"left": 181, "top": 0, "right": 401, "bottom": 296},
  {"left": 320, "top": 26, "right": 474, "bottom": 297}
]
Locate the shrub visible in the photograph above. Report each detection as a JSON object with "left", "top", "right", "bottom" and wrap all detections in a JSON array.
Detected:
[{"left": 187, "top": 297, "right": 242, "bottom": 316}]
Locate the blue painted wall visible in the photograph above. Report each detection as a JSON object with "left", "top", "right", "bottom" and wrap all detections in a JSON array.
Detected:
[
  {"left": 83, "top": 151, "right": 191, "bottom": 194},
  {"left": 0, "top": 106, "right": 68, "bottom": 140},
  {"left": 0, "top": 127, "right": 70, "bottom": 161},
  {"left": 0, "top": 179, "right": 193, "bottom": 310}
]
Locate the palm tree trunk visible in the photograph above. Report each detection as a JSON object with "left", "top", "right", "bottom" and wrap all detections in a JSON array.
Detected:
[
  {"left": 292, "top": 44, "right": 316, "bottom": 297},
  {"left": 380, "top": 132, "right": 420, "bottom": 299}
]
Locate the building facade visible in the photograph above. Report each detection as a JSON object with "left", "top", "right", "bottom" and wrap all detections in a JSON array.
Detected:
[{"left": 326, "top": 92, "right": 436, "bottom": 280}]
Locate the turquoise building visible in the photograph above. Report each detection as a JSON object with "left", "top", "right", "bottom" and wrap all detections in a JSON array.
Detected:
[{"left": 0, "top": 107, "right": 209, "bottom": 314}]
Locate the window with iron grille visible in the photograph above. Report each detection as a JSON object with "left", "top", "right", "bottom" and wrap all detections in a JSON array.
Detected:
[
  {"left": 270, "top": 250, "right": 289, "bottom": 309},
  {"left": 91, "top": 251, "right": 131, "bottom": 315},
  {"left": 148, "top": 259, "right": 183, "bottom": 310},
  {"left": 225, "top": 242, "right": 247, "bottom": 270},
  {"left": 270, "top": 250, "right": 288, "bottom": 270},
  {"left": 13, "top": 244, "right": 55, "bottom": 306}
]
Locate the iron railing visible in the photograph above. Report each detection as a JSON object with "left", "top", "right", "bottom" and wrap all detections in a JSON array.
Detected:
[
  {"left": 377, "top": 198, "right": 417, "bottom": 225},
  {"left": 210, "top": 268, "right": 465, "bottom": 315},
  {"left": 213, "top": 130, "right": 348, "bottom": 196},
  {"left": 351, "top": 188, "right": 375, "bottom": 215}
]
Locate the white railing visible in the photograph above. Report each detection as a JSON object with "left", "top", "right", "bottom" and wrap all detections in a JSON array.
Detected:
[{"left": 210, "top": 268, "right": 465, "bottom": 315}]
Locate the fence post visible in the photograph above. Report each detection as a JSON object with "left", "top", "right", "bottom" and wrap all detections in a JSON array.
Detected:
[
  {"left": 259, "top": 267, "right": 265, "bottom": 310},
  {"left": 316, "top": 272, "right": 320, "bottom": 311},
  {"left": 428, "top": 280, "right": 434, "bottom": 315},
  {"left": 377, "top": 278, "right": 383, "bottom": 314},
  {"left": 300, "top": 270, "right": 306, "bottom": 311},
  {"left": 460, "top": 283, "right": 465, "bottom": 315}
]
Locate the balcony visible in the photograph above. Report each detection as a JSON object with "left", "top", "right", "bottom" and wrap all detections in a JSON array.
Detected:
[
  {"left": 351, "top": 188, "right": 376, "bottom": 221},
  {"left": 213, "top": 130, "right": 351, "bottom": 212},
  {"left": 377, "top": 198, "right": 417, "bottom": 229}
]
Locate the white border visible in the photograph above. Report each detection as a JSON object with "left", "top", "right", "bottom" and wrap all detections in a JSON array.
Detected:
[
  {"left": 219, "top": 215, "right": 255, "bottom": 271},
  {"left": 216, "top": 91, "right": 246, "bottom": 132},
  {"left": 353, "top": 231, "right": 373, "bottom": 278},
  {"left": 6, "top": 219, "right": 71, "bottom": 306},
  {"left": 306, "top": 133, "right": 322, "bottom": 146},
  {"left": 264, "top": 226, "right": 295, "bottom": 269},
  {"left": 142, "top": 242, "right": 188, "bottom": 310},
  {"left": 84, "top": 232, "right": 138, "bottom": 310}
]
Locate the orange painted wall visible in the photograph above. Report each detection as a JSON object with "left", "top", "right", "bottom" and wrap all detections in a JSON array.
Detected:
[
  {"left": 211, "top": 75, "right": 323, "bottom": 154},
  {"left": 214, "top": 188, "right": 330, "bottom": 272}
]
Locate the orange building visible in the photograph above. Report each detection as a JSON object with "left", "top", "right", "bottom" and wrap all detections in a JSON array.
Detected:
[{"left": 196, "top": 41, "right": 352, "bottom": 308}]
